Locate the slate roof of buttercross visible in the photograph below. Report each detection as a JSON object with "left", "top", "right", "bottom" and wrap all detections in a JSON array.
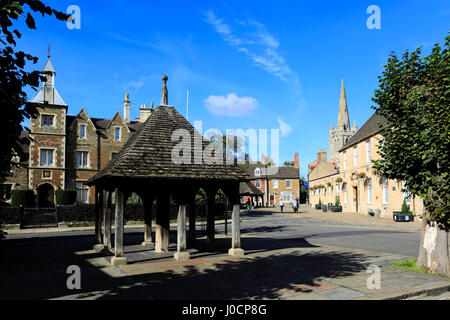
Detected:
[
  {"left": 88, "top": 76, "right": 249, "bottom": 184},
  {"left": 240, "top": 181, "right": 264, "bottom": 196}
]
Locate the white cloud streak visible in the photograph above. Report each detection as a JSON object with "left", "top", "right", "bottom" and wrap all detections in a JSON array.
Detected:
[{"left": 204, "top": 11, "right": 301, "bottom": 94}]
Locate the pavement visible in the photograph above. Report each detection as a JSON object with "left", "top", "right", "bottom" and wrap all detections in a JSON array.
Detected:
[{"left": 1, "top": 205, "right": 448, "bottom": 300}]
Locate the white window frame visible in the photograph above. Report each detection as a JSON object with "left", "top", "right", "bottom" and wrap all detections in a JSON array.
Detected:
[
  {"left": 402, "top": 181, "right": 411, "bottom": 206},
  {"left": 353, "top": 146, "right": 358, "bottom": 167},
  {"left": 336, "top": 183, "right": 340, "bottom": 194},
  {"left": 41, "top": 114, "right": 55, "bottom": 128},
  {"left": 80, "top": 124, "right": 87, "bottom": 140},
  {"left": 255, "top": 180, "right": 261, "bottom": 188},
  {"left": 367, "top": 178, "right": 372, "bottom": 204},
  {"left": 115, "top": 126, "right": 122, "bottom": 142},
  {"left": 366, "top": 140, "right": 371, "bottom": 164},
  {"left": 382, "top": 177, "right": 389, "bottom": 205},
  {"left": 328, "top": 185, "right": 332, "bottom": 195},
  {"left": 286, "top": 179, "right": 292, "bottom": 189},
  {"left": 272, "top": 179, "right": 278, "bottom": 189},
  {"left": 322, "top": 187, "right": 326, "bottom": 195},
  {"left": 77, "top": 151, "right": 89, "bottom": 168},
  {"left": 76, "top": 182, "right": 89, "bottom": 203},
  {"left": 40, "top": 148, "right": 55, "bottom": 167}
]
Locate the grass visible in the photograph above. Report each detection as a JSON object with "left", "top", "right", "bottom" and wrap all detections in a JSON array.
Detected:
[{"left": 392, "top": 259, "right": 428, "bottom": 274}]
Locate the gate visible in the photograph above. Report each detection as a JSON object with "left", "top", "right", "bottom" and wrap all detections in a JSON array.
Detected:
[{"left": 20, "top": 207, "right": 58, "bottom": 229}]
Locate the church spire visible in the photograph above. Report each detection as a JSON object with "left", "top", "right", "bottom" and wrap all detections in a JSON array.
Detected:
[{"left": 337, "top": 76, "right": 350, "bottom": 130}]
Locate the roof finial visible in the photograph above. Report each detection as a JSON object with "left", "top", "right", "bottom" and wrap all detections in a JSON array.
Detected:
[
  {"left": 161, "top": 75, "right": 168, "bottom": 106},
  {"left": 151, "top": 101, "right": 154, "bottom": 109}
]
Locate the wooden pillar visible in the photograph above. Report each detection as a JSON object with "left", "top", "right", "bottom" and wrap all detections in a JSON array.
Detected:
[
  {"left": 111, "top": 188, "right": 127, "bottom": 265},
  {"left": 102, "top": 190, "right": 112, "bottom": 251},
  {"left": 206, "top": 189, "right": 216, "bottom": 246},
  {"left": 93, "top": 188, "right": 104, "bottom": 252},
  {"left": 155, "top": 193, "right": 170, "bottom": 253},
  {"left": 174, "top": 204, "right": 190, "bottom": 260},
  {"left": 142, "top": 195, "right": 155, "bottom": 247},
  {"left": 228, "top": 185, "right": 244, "bottom": 257},
  {"left": 188, "top": 200, "right": 196, "bottom": 246}
]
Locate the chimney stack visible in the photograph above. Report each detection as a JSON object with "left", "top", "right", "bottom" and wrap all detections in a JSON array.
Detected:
[
  {"left": 294, "top": 152, "right": 299, "bottom": 168},
  {"left": 123, "top": 93, "right": 130, "bottom": 123},
  {"left": 139, "top": 102, "right": 153, "bottom": 123}
]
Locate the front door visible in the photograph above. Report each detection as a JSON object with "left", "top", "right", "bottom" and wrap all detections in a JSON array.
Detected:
[
  {"left": 353, "top": 186, "right": 358, "bottom": 213},
  {"left": 270, "top": 195, "right": 275, "bottom": 206}
]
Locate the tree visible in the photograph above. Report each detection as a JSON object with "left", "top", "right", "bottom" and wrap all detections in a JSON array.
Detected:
[
  {"left": 0, "top": 1, "right": 68, "bottom": 183},
  {"left": 283, "top": 161, "right": 295, "bottom": 167},
  {"left": 371, "top": 35, "right": 449, "bottom": 274}
]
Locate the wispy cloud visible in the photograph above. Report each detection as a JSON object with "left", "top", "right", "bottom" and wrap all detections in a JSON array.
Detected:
[
  {"left": 124, "top": 76, "right": 148, "bottom": 93},
  {"left": 278, "top": 118, "right": 292, "bottom": 137},
  {"left": 204, "top": 93, "right": 259, "bottom": 116},
  {"left": 204, "top": 11, "right": 301, "bottom": 95}
]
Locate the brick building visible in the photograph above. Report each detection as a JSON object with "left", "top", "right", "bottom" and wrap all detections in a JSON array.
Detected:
[
  {"left": 243, "top": 153, "right": 301, "bottom": 208},
  {"left": 1, "top": 55, "right": 151, "bottom": 206}
]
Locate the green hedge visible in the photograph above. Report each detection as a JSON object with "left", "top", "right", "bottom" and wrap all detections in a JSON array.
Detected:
[
  {"left": 56, "top": 189, "right": 77, "bottom": 206},
  {"left": 11, "top": 189, "right": 35, "bottom": 207}
]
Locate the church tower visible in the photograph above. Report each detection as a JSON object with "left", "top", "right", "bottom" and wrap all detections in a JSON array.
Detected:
[{"left": 329, "top": 77, "right": 357, "bottom": 168}]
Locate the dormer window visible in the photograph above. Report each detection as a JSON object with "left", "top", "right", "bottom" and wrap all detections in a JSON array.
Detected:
[
  {"left": 254, "top": 167, "right": 261, "bottom": 176},
  {"left": 41, "top": 115, "right": 54, "bottom": 127}
]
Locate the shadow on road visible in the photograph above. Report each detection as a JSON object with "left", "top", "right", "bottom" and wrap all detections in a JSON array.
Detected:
[{"left": 0, "top": 229, "right": 372, "bottom": 300}]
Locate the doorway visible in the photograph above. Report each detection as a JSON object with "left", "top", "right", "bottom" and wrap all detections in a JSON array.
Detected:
[
  {"left": 37, "top": 183, "right": 55, "bottom": 208},
  {"left": 353, "top": 186, "right": 358, "bottom": 213}
]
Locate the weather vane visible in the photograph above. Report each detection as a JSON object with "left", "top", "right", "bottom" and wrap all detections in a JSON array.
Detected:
[{"left": 48, "top": 44, "right": 51, "bottom": 57}]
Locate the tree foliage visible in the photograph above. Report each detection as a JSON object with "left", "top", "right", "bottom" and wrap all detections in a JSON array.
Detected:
[
  {"left": 0, "top": 0, "right": 68, "bottom": 183},
  {"left": 371, "top": 35, "right": 449, "bottom": 230}
]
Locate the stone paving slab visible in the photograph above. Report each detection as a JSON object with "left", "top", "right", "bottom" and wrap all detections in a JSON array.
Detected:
[{"left": 89, "top": 240, "right": 449, "bottom": 300}]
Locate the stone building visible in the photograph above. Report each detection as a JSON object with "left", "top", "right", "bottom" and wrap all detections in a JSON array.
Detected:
[
  {"left": 0, "top": 55, "right": 152, "bottom": 206},
  {"left": 244, "top": 153, "right": 300, "bottom": 207},
  {"left": 309, "top": 113, "right": 424, "bottom": 218}
]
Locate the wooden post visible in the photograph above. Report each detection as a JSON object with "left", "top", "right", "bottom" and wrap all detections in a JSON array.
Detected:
[
  {"left": 206, "top": 189, "right": 216, "bottom": 246},
  {"left": 142, "top": 196, "right": 154, "bottom": 247},
  {"left": 155, "top": 193, "right": 170, "bottom": 253},
  {"left": 111, "top": 188, "right": 127, "bottom": 265},
  {"left": 174, "top": 204, "right": 190, "bottom": 260},
  {"left": 103, "top": 190, "right": 112, "bottom": 251},
  {"left": 93, "top": 189, "right": 104, "bottom": 252},
  {"left": 224, "top": 195, "right": 228, "bottom": 236},
  {"left": 228, "top": 185, "right": 244, "bottom": 257},
  {"left": 188, "top": 200, "right": 196, "bottom": 246}
]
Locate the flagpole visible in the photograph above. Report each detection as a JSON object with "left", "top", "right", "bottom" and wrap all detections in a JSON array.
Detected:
[{"left": 186, "top": 88, "right": 189, "bottom": 121}]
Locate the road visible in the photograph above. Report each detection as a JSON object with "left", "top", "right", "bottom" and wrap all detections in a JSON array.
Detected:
[{"left": 7, "top": 211, "right": 421, "bottom": 258}]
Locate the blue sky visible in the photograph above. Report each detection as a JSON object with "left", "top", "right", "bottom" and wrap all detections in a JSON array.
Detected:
[{"left": 15, "top": 0, "right": 450, "bottom": 177}]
